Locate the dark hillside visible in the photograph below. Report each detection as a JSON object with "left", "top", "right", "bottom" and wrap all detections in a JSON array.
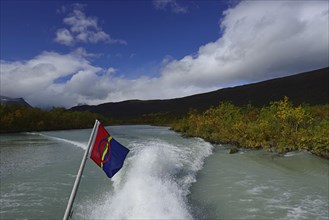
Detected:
[
  {"left": 71, "top": 67, "right": 328, "bottom": 119},
  {"left": 0, "top": 96, "right": 31, "bottom": 107}
]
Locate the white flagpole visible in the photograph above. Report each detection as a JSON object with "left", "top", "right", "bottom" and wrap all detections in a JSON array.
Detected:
[{"left": 63, "top": 120, "right": 100, "bottom": 220}]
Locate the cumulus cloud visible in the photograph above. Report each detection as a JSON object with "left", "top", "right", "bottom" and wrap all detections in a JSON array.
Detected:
[
  {"left": 55, "top": 4, "right": 126, "bottom": 46},
  {"left": 55, "top": 28, "right": 74, "bottom": 46},
  {"left": 0, "top": 49, "right": 205, "bottom": 107},
  {"left": 1, "top": 1, "right": 328, "bottom": 108},
  {"left": 0, "top": 49, "right": 102, "bottom": 107},
  {"left": 153, "top": 0, "right": 188, "bottom": 14},
  {"left": 161, "top": 0, "right": 328, "bottom": 88}
]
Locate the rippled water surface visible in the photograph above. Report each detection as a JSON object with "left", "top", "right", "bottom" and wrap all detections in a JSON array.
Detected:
[{"left": 0, "top": 125, "right": 328, "bottom": 219}]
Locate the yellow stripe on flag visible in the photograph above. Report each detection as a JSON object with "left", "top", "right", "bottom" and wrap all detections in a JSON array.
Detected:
[{"left": 100, "top": 136, "right": 112, "bottom": 168}]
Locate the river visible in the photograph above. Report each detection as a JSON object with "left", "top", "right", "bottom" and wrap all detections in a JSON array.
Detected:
[{"left": 0, "top": 125, "right": 328, "bottom": 219}]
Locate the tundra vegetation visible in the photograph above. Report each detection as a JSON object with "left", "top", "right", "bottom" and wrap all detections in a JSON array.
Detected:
[
  {"left": 1, "top": 97, "right": 328, "bottom": 158},
  {"left": 171, "top": 97, "right": 329, "bottom": 158},
  {"left": 0, "top": 106, "right": 109, "bottom": 132}
]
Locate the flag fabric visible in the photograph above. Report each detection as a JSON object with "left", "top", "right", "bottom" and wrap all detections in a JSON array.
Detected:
[{"left": 90, "top": 123, "right": 129, "bottom": 178}]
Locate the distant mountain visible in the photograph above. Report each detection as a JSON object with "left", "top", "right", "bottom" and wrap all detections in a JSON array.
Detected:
[
  {"left": 71, "top": 67, "right": 329, "bottom": 119},
  {"left": 0, "top": 96, "right": 31, "bottom": 107}
]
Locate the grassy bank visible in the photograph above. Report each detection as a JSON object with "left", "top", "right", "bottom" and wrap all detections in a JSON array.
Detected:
[
  {"left": 2, "top": 97, "right": 328, "bottom": 159},
  {"left": 171, "top": 97, "right": 329, "bottom": 159}
]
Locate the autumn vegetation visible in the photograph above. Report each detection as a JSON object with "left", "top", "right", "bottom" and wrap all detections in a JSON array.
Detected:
[
  {"left": 171, "top": 97, "right": 329, "bottom": 158},
  {"left": 0, "top": 105, "right": 109, "bottom": 133},
  {"left": 1, "top": 97, "right": 328, "bottom": 159}
]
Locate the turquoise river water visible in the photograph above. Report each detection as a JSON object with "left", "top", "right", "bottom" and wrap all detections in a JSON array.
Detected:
[{"left": 0, "top": 125, "right": 328, "bottom": 219}]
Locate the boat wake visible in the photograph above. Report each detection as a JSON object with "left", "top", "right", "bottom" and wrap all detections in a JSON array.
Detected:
[
  {"left": 80, "top": 138, "right": 213, "bottom": 219},
  {"left": 27, "top": 132, "right": 87, "bottom": 149}
]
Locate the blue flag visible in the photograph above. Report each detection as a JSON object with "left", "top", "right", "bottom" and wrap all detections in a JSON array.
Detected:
[{"left": 90, "top": 123, "right": 129, "bottom": 178}]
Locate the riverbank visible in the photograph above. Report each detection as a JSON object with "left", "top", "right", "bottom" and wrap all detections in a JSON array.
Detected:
[
  {"left": 1, "top": 98, "right": 328, "bottom": 159},
  {"left": 171, "top": 97, "right": 329, "bottom": 159},
  {"left": 0, "top": 105, "right": 109, "bottom": 133}
]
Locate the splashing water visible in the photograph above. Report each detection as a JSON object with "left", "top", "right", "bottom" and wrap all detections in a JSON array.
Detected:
[
  {"left": 1, "top": 126, "right": 327, "bottom": 220},
  {"left": 84, "top": 138, "right": 213, "bottom": 219}
]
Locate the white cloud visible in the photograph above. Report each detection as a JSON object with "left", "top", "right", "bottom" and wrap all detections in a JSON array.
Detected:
[
  {"left": 55, "top": 28, "right": 74, "bottom": 46},
  {"left": 106, "top": 67, "right": 117, "bottom": 75},
  {"left": 55, "top": 4, "right": 126, "bottom": 46},
  {"left": 1, "top": 1, "right": 328, "bottom": 108},
  {"left": 0, "top": 50, "right": 103, "bottom": 107},
  {"left": 160, "top": 0, "right": 328, "bottom": 88},
  {"left": 153, "top": 0, "right": 188, "bottom": 14},
  {"left": 0, "top": 49, "right": 206, "bottom": 107}
]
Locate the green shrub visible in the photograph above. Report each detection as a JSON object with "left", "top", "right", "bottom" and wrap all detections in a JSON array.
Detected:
[{"left": 172, "top": 98, "right": 329, "bottom": 159}]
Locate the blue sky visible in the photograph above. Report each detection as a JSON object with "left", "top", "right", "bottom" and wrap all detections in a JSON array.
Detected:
[
  {"left": 1, "top": 0, "right": 328, "bottom": 107},
  {"left": 1, "top": 1, "right": 226, "bottom": 78}
]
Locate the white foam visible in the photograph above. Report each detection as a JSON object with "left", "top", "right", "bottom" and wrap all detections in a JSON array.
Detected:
[
  {"left": 284, "top": 151, "right": 301, "bottom": 157},
  {"left": 45, "top": 135, "right": 87, "bottom": 149},
  {"left": 28, "top": 132, "right": 87, "bottom": 149},
  {"left": 247, "top": 185, "right": 272, "bottom": 195},
  {"left": 87, "top": 138, "right": 213, "bottom": 219},
  {"left": 286, "top": 196, "right": 329, "bottom": 220}
]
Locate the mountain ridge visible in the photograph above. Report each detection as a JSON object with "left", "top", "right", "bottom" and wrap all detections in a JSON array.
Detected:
[
  {"left": 0, "top": 96, "right": 31, "bottom": 107},
  {"left": 71, "top": 67, "right": 329, "bottom": 119}
]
